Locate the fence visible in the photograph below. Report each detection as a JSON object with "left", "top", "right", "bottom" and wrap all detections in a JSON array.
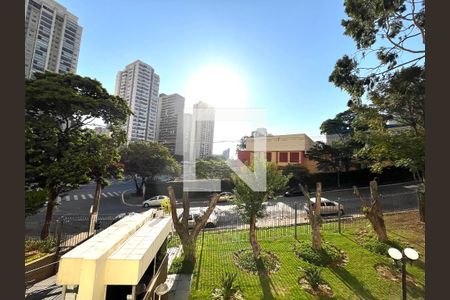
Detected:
[
  {"left": 25, "top": 214, "right": 120, "bottom": 286},
  {"left": 168, "top": 189, "right": 419, "bottom": 244}
]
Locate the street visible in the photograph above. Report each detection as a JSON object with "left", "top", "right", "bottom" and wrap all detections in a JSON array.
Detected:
[{"left": 25, "top": 180, "right": 420, "bottom": 236}]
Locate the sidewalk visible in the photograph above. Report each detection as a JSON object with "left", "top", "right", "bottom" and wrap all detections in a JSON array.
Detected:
[
  {"left": 166, "top": 246, "right": 193, "bottom": 300},
  {"left": 25, "top": 275, "right": 62, "bottom": 300},
  {"left": 167, "top": 274, "right": 193, "bottom": 300}
]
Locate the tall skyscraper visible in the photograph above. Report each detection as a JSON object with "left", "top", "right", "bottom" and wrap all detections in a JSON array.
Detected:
[
  {"left": 115, "top": 60, "right": 160, "bottom": 142},
  {"left": 156, "top": 93, "right": 185, "bottom": 157},
  {"left": 25, "top": 0, "right": 83, "bottom": 78},
  {"left": 193, "top": 101, "right": 215, "bottom": 159}
]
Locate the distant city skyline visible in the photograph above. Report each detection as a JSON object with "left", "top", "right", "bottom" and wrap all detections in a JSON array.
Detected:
[{"left": 52, "top": 0, "right": 388, "bottom": 153}]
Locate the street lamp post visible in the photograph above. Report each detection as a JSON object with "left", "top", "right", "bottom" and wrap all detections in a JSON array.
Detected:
[{"left": 388, "top": 247, "right": 419, "bottom": 300}]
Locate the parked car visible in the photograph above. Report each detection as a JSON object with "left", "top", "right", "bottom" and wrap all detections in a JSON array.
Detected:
[
  {"left": 142, "top": 195, "right": 169, "bottom": 208},
  {"left": 303, "top": 197, "right": 344, "bottom": 215},
  {"left": 184, "top": 208, "right": 219, "bottom": 228},
  {"left": 218, "top": 192, "right": 235, "bottom": 202},
  {"left": 284, "top": 189, "right": 304, "bottom": 197}
]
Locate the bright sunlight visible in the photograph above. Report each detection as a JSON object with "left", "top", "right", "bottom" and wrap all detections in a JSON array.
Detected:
[{"left": 183, "top": 64, "right": 249, "bottom": 109}]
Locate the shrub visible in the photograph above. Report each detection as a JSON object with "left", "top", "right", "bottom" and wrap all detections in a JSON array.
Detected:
[
  {"left": 160, "top": 198, "right": 171, "bottom": 214},
  {"left": 294, "top": 240, "right": 344, "bottom": 266},
  {"left": 25, "top": 237, "right": 57, "bottom": 254},
  {"left": 302, "top": 266, "right": 324, "bottom": 289},
  {"left": 363, "top": 238, "right": 404, "bottom": 256},
  {"left": 232, "top": 249, "right": 281, "bottom": 274},
  {"left": 211, "top": 272, "right": 244, "bottom": 300},
  {"left": 168, "top": 256, "right": 194, "bottom": 274}
]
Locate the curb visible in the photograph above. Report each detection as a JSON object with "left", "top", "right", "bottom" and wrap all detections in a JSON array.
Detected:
[
  {"left": 121, "top": 189, "right": 142, "bottom": 207},
  {"left": 321, "top": 181, "right": 417, "bottom": 193}
]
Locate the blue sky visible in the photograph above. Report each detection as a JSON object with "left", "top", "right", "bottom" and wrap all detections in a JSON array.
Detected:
[{"left": 58, "top": 0, "right": 361, "bottom": 152}]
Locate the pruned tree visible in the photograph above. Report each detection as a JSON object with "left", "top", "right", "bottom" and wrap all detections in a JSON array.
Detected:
[
  {"left": 25, "top": 72, "right": 131, "bottom": 239},
  {"left": 299, "top": 182, "right": 323, "bottom": 251},
  {"left": 232, "top": 163, "right": 290, "bottom": 261},
  {"left": 167, "top": 187, "right": 219, "bottom": 270},
  {"left": 354, "top": 180, "right": 388, "bottom": 242},
  {"left": 120, "top": 141, "right": 180, "bottom": 196}
]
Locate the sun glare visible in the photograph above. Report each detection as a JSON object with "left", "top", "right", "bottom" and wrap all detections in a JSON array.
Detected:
[{"left": 183, "top": 64, "right": 249, "bottom": 109}]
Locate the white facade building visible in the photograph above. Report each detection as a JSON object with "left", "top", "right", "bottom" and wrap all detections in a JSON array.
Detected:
[
  {"left": 115, "top": 60, "right": 160, "bottom": 142},
  {"left": 25, "top": 0, "right": 83, "bottom": 78},
  {"left": 192, "top": 101, "right": 215, "bottom": 159},
  {"left": 156, "top": 93, "right": 185, "bottom": 156}
]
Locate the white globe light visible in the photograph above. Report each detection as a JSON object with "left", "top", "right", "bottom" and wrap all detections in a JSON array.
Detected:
[
  {"left": 388, "top": 247, "right": 403, "bottom": 260},
  {"left": 404, "top": 248, "right": 419, "bottom": 261}
]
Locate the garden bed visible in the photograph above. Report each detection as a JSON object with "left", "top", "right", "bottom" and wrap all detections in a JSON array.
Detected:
[{"left": 187, "top": 211, "right": 425, "bottom": 299}]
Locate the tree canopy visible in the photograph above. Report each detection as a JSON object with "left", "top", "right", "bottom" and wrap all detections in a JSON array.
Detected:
[
  {"left": 25, "top": 72, "right": 131, "bottom": 238},
  {"left": 120, "top": 141, "right": 181, "bottom": 195},
  {"left": 232, "top": 162, "right": 289, "bottom": 261},
  {"left": 329, "top": 0, "right": 425, "bottom": 102},
  {"left": 196, "top": 159, "right": 232, "bottom": 180}
]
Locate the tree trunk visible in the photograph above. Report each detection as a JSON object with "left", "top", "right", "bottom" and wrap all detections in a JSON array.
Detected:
[
  {"left": 182, "top": 237, "right": 196, "bottom": 267},
  {"left": 355, "top": 181, "right": 388, "bottom": 242},
  {"left": 133, "top": 176, "right": 141, "bottom": 196},
  {"left": 88, "top": 182, "right": 102, "bottom": 236},
  {"left": 418, "top": 182, "right": 425, "bottom": 222},
  {"left": 40, "top": 189, "right": 57, "bottom": 240},
  {"left": 312, "top": 182, "right": 322, "bottom": 251},
  {"left": 167, "top": 187, "right": 219, "bottom": 273},
  {"left": 249, "top": 215, "right": 261, "bottom": 260},
  {"left": 337, "top": 170, "right": 341, "bottom": 188}
]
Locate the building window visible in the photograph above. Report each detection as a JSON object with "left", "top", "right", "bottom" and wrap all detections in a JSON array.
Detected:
[
  {"left": 290, "top": 152, "right": 299, "bottom": 163},
  {"left": 279, "top": 152, "right": 288, "bottom": 162},
  {"left": 266, "top": 152, "right": 272, "bottom": 162}
]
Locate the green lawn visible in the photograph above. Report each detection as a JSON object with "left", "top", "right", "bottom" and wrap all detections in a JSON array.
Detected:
[{"left": 184, "top": 212, "right": 425, "bottom": 299}]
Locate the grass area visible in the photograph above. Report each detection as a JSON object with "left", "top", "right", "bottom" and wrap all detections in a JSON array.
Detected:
[
  {"left": 25, "top": 252, "right": 49, "bottom": 264},
  {"left": 182, "top": 211, "right": 425, "bottom": 299}
]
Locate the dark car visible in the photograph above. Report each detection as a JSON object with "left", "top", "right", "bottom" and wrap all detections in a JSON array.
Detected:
[{"left": 284, "top": 189, "right": 304, "bottom": 197}]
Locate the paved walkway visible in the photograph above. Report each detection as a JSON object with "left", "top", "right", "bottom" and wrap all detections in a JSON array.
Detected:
[
  {"left": 25, "top": 275, "right": 62, "bottom": 300},
  {"left": 167, "top": 274, "right": 193, "bottom": 300}
]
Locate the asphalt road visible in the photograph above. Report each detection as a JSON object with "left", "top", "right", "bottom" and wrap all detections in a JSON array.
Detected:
[{"left": 25, "top": 180, "right": 420, "bottom": 236}]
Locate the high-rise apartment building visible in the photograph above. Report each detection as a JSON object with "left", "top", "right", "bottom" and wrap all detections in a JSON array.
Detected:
[
  {"left": 25, "top": 0, "right": 83, "bottom": 78},
  {"left": 156, "top": 93, "right": 185, "bottom": 157},
  {"left": 115, "top": 60, "right": 160, "bottom": 142},
  {"left": 192, "top": 101, "right": 215, "bottom": 159}
]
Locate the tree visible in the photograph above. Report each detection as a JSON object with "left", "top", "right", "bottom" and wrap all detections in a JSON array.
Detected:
[
  {"left": 25, "top": 189, "right": 48, "bottom": 217},
  {"left": 350, "top": 67, "right": 425, "bottom": 218},
  {"left": 354, "top": 180, "right": 388, "bottom": 242},
  {"left": 232, "top": 163, "right": 289, "bottom": 262},
  {"left": 329, "top": 0, "right": 425, "bottom": 102},
  {"left": 299, "top": 183, "right": 324, "bottom": 250},
  {"left": 25, "top": 72, "right": 131, "bottom": 239},
  {"left": 84, "top": 127, "right": 127, "bottom": 235},
  {"left": 306, "top": 141, "right": 355, "bottom": 188},
  {"left": 329, "top": 0, "right": 426, "bottom": 221},
  {"left": 196, "top": 159, "right": 232, "bottom": 180},
  {"left": 236, "top": 136, "right": 248, "bottom": 151},
  {"left": 120, "top": 141, "right": 180, "bottom": 196},
  {"left": 167, "top": 188, "right": 219, "bottom": 270},
  {"left": 320, "top": 109, "right": 356, "bottom": 139},
  {"left": 282, "top": 164, "right": 311, "bottom": 190}
]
